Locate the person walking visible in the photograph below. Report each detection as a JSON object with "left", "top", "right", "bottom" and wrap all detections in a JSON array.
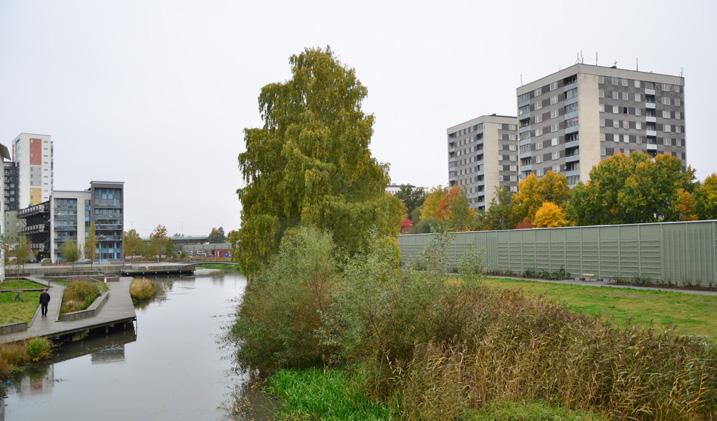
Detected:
[{"left": 39, "top": 289, "right": 51, "bottom": 318}]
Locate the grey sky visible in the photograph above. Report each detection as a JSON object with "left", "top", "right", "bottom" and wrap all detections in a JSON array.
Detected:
[{"left": 1, "top": 0, "right": 715, "bottom": 236}]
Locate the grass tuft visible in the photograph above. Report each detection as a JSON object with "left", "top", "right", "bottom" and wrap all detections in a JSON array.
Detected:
[
  {"left": 129, "top": 278, "right": 157, "bottom": 302},
  {"left": 60, "top": 280, "right": 104, "bottom": 314}
]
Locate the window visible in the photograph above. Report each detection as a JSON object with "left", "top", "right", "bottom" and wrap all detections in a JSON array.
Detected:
[
  {"left": 662, "top": 97, "right": 671, "bottom": 105},
  {"left": 550, "top": 82, "right": 558, "bottom": 91},
  {"left": 612, "top": 91, "right": 619, "bottom": 100},
  {"left": 622, "top": 92, "right": 629, "bottom": 101},
  {"left": 613, "top": 105, "right": 619, "bottom": 114},
  {"left": 551, "top": 137, "right": 559, "bottom": 146},
  {"left": 552, "top": 151, "right": 560, "bottom": 160},
  {"left": 662, "top": 83, "right": 671, "bottom": 92},
  {"left": 564, "top": 102, "right": 578, "bottom": 114},
  {"left": 550, "top": 109, "right": 559, "bottom": 119},
  {"left": 599, "top": 89, "right": 605, "bottom": 98},
  {"left": 664, "top": 124, "right": 672, "bottom": 132},
  {"left": 662, "top": 110, "right": 670, "bottom": 118},
  {"left": 550, "top": 123, "right": 558, "bottom": 133},
  {"left": 634, "top": 93, "right": 641, "bottom": 102},
  {"left": 536, "top": 155, "right": 543, "bottom": 164},
  {"left": 634, "top": 80, "right": 641, "bottom": 88},
  {"left": 565, "top": 88, "right": 577, "bottom": 100},
  {"left": 621, "top": 79, "right": 628, "bottom": 87},
  {"left": 534, "top": 88, "right": 542, "bottom": 97},
  {"left": 635, "top": 121, "right": 641, "bottom": 130},
  {"left": 535, "top": 114, "right": 543, "bottom": 123},
  {"left": 550, "top": 95, "right": 558, "bottom": 105},
  {"left": 518, "top": 105, "right": 530, "bottom": 116},
  {"left": 536, "top": 141, "right": 543, "bottom": 150},
  {"left": 553, "top": 164, "right": 560, "bottom": 173},
  {"left": 535, "top": 127, "right": 543, "bottom": 136}
]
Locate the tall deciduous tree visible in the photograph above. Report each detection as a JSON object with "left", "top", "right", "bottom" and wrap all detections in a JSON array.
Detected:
[
  {"left": 482, "top": 187, "right": 517, "bottom": 230},
  {"left": 696, "top": 174, "right": 717, "bottom": 220},
  {"left": 394, "top": 185, "right": 426, "bottom": 222},
  {"left": 420, "top": 186, "right": 446, "bottom": 221},
  {"left": 512, "top": 172, "right": 569, "bottom": 224},
  {"left": 208, "top": 227, "right": 226, "bottom": 243},
  {"left": 237, "top": 47, "right": 403, "bottom": 275},
  {"left": 533, "top": 202, "right": 568, "bottom": 227},
  {"left": 85, "top": 223, "right": 97, "bottom": 265},
  {"left": 566, "top": 152, "right": 695, "bottom": 225},
  {"left": 123, "top": 229, "right": 142, "bottom": 258},
  {"left": 149, "top": 225, "right": 170, "bottom": 260},
  {"left": 226, "top": 229, "right": 241, "bottom": 262},
  {"left": 15, "top": 236, "right": 34, "bottom": 275},
  {"left": 60, "top": 240, "right": 80, "bottom": 267}
]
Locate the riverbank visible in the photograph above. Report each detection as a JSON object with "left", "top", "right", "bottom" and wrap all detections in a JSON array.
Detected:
[{"left": 231, "top": 227, "right": 717, "bottom": 420}]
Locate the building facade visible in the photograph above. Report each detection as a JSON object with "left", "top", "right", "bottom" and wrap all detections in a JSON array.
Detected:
[
  {"left": 12, "top": 133, "right": 53, "bottom": 209},
  {"left": 3, "top": 161, "right": 19, "bottom": 212},
  {"left": 49, "top": 181, "right": 124, "bottom": 263},
  {"left": 447, "top": 114, "right": 518, "bottom": 210},
  {"left": 17, "top": 201, "right": 51, "bottom": 261},
  {"left": 516, "top": 64, "right": 685, "bottom": 186}
]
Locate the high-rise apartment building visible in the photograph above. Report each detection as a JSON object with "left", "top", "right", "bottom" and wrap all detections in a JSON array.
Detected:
[
  {"left": 50, "top": 181, "right": 124, "bottom": 263},
  {"left": 447, "top": 114, "right": 518, "bottom": 210},
  {"left": 516, "top": 64, "right": 685, "bottom": 186},
  {"left": 3, "top": 161, "right": 19, "bottom": 211},
  {"left": 12, "top": 133, "right": 53, "bottom": 209}
]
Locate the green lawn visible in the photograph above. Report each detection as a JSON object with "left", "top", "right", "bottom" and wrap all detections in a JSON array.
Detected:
[
  {"left": 197, "top": 262, "right": 241, "bottom": 272},
  {"left": 0, "top": 279, "right": 46, "bottom": 291},
  {"left": 482, "top": 276, "right": 717, "bottom": 341},
  {"left": 0, "top": 291, "right": 41, "bottom": 325}
]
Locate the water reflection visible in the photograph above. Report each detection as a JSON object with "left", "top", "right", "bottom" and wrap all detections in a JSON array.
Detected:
[{"left": 2, "top": 273, "right": 254, "bottom": 421}]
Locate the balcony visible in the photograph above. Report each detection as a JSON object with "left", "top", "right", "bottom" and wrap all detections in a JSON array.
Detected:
[
  {"left": 564, "top": 169, "right": 580, "bottom": 178},
  {"left": 565, "top": 125, "right": 579, "bottom": 134},
  {"left": 646, "top": 130, "right": 657, "bottom": 137},
  {"left": 520, "top": 163, "right": 533, "bottom": 172},
  {"left": 645, "top": 88, "right": 656, "bottom": 95},
  {"left": 519, "top": 137, "right": 532, "bottom": 146},
  {"left": 565, "top": 154, "right": 580, "bottom": 163},
  {"left": 646, "top": 116, "right": 656, "bottom": 123},
  {"left": 564, "top": 139, "right": 580, "bottom": 149},
  {"left": 646, "top": 102, "right": 656, "bottom": 109}
]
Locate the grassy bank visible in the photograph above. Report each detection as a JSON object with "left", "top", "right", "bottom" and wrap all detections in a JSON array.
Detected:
[
  {"left": 0, "top": 338, "right": 52, "bottom": 379},
  {"left": 60, "top": 280, "right": 107, "bottom": 314},
  {"left": 232, "top": 228, "right": 717, "bottom": 420},
  {"left": 197, "top": 262, "right": 241, "bottom": 272},
  {"left": 482, "top": 277, "right": 717, "bottom": 341}
]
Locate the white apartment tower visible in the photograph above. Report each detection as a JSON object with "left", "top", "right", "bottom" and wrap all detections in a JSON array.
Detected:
[
  {"left": 516, "top": 64, "right": 686, "bottom": 186},
  {"left": 12, "top": 133, "right": 53, "bottom": 209},
  {"left": 447, "top": 114, "right": 518, "bottom": 210}
]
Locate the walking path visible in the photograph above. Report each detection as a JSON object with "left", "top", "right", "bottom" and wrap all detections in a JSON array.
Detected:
[
  {"left": 0, "top": 277, "right": 136, "bottom": 344},
  {"left": 486, "top": 275, "right": 717, "bottom": 296}
]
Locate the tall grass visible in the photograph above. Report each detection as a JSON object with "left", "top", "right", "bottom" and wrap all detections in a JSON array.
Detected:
[
  {"left": 60, "top": 280, "right": 104, "bottom": 314},
  {"left": 129, "top": 278, "right": 157, "bottom": 302},
  {"left": 232, "top": 226, "right": 717, "bottom": 420},
  {"left": 0, "top": 338, "right": 52, "bottom": 378}
]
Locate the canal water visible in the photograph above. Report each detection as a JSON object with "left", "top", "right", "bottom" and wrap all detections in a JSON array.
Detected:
[{"left": 1, "top": 273, "right": 266, "bottom": 421}]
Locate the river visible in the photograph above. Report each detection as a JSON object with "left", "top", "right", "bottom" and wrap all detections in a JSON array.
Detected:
[{"left": 1, "top": 272, "right": 268, "bottom": 421}]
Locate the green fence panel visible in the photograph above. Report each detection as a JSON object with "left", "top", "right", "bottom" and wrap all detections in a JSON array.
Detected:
[{"left": 398, "top": 220, "right": 717, "bottom": 288}]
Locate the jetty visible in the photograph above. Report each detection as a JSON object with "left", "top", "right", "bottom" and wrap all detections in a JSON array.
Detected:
[{"left": 0, "top": 277, "right": 136, "bottom": 345}]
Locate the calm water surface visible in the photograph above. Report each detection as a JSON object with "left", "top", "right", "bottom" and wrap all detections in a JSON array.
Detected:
[{"left": 1, "top": 273, "right": 263, "bottom": 421}]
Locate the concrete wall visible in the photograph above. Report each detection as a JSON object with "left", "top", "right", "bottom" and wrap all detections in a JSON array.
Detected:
[
  {"left": 577, "top": 73, "right": 601, "bottom": 181},
  {"left": 398, "top": 220, "right": 717, "bottom": 288}
]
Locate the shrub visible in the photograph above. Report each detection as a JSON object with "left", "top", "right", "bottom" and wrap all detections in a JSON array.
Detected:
[
  {"left": 231, "top": 226, "right": 337, "bottom": 375},
  {"left": 25, "top": 337, "right": 51, "bottom": 362},
  {"left": 130, "top": 278, "right": 157, "bottom": 301},
  {"left": 61, "top": 280, "right": 103, "bottom": 313}
]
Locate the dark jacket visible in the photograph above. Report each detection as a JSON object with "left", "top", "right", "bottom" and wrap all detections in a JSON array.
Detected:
[{"left": 39, "top": 292, "right": 51, "bottom": 305}]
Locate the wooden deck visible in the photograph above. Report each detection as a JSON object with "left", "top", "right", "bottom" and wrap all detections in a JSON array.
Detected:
[{"left": 0, "top": 277, "right": 136, "bottom": 344}]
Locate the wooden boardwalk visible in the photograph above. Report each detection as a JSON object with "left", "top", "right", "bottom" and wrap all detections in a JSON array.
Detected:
[{"left": 0, "top": 277, "right": 136, "bottom": 344}]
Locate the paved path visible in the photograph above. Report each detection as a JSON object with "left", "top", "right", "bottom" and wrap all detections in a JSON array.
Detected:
[
  {"left": 0, "top": 277, "right": 136, "bottom": 344},
  {"left": 486, "top": 275, "right": 717, "bottom": 296}
]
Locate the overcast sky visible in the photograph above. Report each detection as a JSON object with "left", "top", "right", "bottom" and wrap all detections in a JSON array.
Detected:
[{"left": 1, "top": 0, "right": 715, "bottom": 236}]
